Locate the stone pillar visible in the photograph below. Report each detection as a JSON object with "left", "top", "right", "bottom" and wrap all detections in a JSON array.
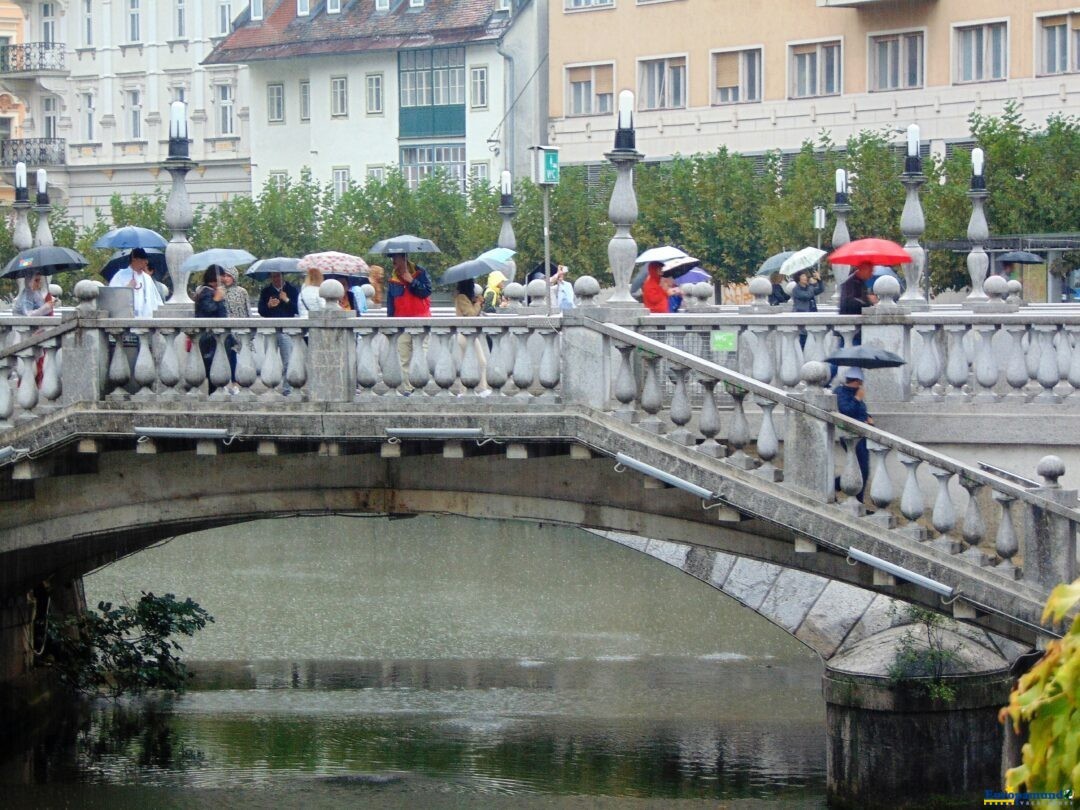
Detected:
[
  {"left": 159, "top": 102, "right": 196, "bottom": 313},
  {"left": 59, "top": 281, "right": 109, "bottom": 406},
  {"left": 860, "top": 276, "right": 910, "bottom": 405},
  {"left": 304, "top": 281, "right": 356, "bottom": 402},
  {"left": 783, "top": 362, "right": 836, "bottom": 502},
  {"left": 1023, "top": 455, "right": 1078, "bottom": 592},
  {"left": 605, "top": 90, "right": 643, "bottom": 306},
  {"left": 12, "top": 160, "right": 32, "bottom": 296},
  {"left": 899, "top": 137, "right": 929, "bottom": 309},
  {"left": 963, "top": 151, "right": 990, "bottom": 306},
  {"left": 559, "top": 304, "right": 641, "bottom": 411}
]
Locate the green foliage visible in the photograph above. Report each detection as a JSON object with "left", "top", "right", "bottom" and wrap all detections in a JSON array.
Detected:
[
  {"left": 1002, "top": 577, "right": 1080, "bottom": 800},
  {"left": 41, "top": 591, "right": 213, "bottom": 699},
  {"left": 886, "top": 605, "right": 964, "bottom": 703}
]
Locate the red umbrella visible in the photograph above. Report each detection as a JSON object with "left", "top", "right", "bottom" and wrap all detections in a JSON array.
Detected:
[{"left": 827, "top": 238, "right": 912, "bottom": 266}]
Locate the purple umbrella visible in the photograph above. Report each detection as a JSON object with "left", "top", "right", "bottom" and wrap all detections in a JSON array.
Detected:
[{"left": 675, "top": 267, "right": 711, "bottom": 285}]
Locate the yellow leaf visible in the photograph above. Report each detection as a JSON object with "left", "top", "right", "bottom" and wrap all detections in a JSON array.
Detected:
[{"left": 1043, "top": 579, "right": 1080, "bottom": 624}]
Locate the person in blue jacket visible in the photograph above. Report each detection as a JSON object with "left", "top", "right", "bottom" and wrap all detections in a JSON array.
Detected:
[{"left": 834, "top": 366, "right": 872, "bottom": 504}]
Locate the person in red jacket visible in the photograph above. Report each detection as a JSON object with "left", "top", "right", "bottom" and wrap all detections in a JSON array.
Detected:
[
  {"left": 642, "top": 261, "right": 673, "bottom": 314},
  {"left": 387, "top": 253, "right": 432, "bottom": 393}
]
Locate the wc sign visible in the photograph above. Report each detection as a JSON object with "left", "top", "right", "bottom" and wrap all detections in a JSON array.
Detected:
[{"left": 531, "top": 146, "right": 560, "bottom": 186}]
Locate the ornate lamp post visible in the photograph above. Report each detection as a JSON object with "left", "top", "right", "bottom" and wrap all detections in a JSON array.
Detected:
[
  {"left": 497, "top": 170, "right": 516, "bottom": 250},
  {"left": 12, "top": 161, "right": 31, "bottom": 253},
  {"left": 830, "top": 168, "right": 851, "bottom": 304},
  {"left": 899, "top": 124, "right": 928, "bottom": 308},
  {"left": 33, "top": 168, "right": 53, "bottom": 247},
  {"left": 964, "top": 147, "right": 990, "bottom": 305},
  {"left": 605, "top": 90, "right": 643, "bottom": 305},
  {"left": 161, "top": 101, "right": 196, "bottom": 310}
]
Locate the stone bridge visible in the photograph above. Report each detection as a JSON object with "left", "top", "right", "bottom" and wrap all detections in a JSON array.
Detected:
[{"left": 1, "top": 281, "right": 1078, "bottom": 807}]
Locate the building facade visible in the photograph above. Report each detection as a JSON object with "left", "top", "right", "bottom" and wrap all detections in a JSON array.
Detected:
[
  {"left": 547, "top": 0, "right": 1080, "bottom": 164},
  {"left": 206, "top": 0, "right": 547, "bottom": 194},
  {"left": 1, "top": 0, "right": 252, "bottom": 224},
  {"left": 0, "top": 1, "right": 26, "bottom": 204}
]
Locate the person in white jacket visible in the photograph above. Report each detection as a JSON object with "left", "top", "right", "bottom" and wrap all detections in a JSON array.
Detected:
[
  {"left": 298, "top": 267, "right": 324, "bottom": 317},
  {"left": 107, "top": 248, "right": 163, "bottom": 318}
]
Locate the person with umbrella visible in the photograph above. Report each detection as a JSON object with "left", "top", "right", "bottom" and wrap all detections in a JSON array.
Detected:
[
  {"left": 387, "top": 252, "right": 432, "bottom": 393},
  {"left": 483, "top": 270, "right": 509, "bottom": 313},
  {"left": 549, "top": 265, "right": 575, "bottom": 311},
  {"left": 107, "top": 247, "right": 163, "bottom": 318},
  {"left": 768, "top": 272, "right": 790, "bottom": 307},
  {"left": 791, "top": 267, "right": 825, "bottom": 347},
  {"left": 641, "top": 261, "right": 674, "bottom": 314},
  {"left": 12, "top": 272, "right": 55, "bottom": 317},
  {"left": 256, "top": 270, "right": 299, "bottom": 395},
  {"left": 833, "top": 366, "right": 873, "bottom": 506}
]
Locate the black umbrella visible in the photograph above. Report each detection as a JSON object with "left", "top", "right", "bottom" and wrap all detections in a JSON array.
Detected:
[
  {"left": 369, "top": 234, "right": 440, "bottom": 255},
  {"left": 998, "top": 251, "right": 1043, "bottom": 265},
  {"left": 1, "top": 246, "right": 89, "bottom": 279},
  {"left": 101, "top": 249, "right": 170, "bottom": 283},
  {"left": 824, "top": 344, "right": 906, "bottom": 369}
]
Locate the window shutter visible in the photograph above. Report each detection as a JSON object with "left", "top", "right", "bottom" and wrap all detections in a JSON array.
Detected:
[
  {"left": 1071, "top": 14, "right": 1080, "bottom": 30},
  {"left": 791, "top": 43, "right": 816, "bottom": 56},
  {"left": 594, "top": 65, "right": 613, "bottom": 94},
  {"left": 568, "top": 66, "right": 591, "bottom": 83},
  {"left": 1043, "top": 15, "right": 1067, "bottom": 28},
  {"left": 669, "top": 56, "right": 686, "bottom": 69},
  {"left": 714, "top": 52, "right": 738, "bottom": 87}
]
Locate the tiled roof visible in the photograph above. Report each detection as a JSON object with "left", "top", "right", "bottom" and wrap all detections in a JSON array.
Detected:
[{"left": 205, "top": 0, "right": 510, "bottom": 65}]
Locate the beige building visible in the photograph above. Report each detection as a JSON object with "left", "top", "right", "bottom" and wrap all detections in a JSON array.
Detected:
[
  {"left": 0, "top": 1, "right": 26, "bottom": 204},
  {"left": 547, "top": 0, "right": 1080, "bottom": 164}
]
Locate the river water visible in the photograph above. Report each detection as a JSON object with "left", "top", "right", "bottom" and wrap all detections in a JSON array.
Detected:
[{"left": 3, "top": 516, "right": 827, "bottom": 808}]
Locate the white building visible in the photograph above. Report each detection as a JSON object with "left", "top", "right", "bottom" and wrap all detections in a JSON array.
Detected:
[
  {"left": 206, "top": 0, "right": 546, "bottom": 194},
  {"left": 2, "top": 1, "right": 253, "bottom": 224}
]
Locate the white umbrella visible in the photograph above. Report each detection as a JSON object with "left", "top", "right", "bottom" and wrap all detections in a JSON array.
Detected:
[
  {"left": 635, "top": 245, "right": 688, "bottom": 265},
  {"left": 779, "top": 247, "right": 826, "bottom": 277}
]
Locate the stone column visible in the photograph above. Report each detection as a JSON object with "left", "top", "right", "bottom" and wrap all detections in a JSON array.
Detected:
[
  {"left": 899, "top": 128, "right": 929, "bottom": 309},
  {"left": 60, "top": 281, "right": 109, "bottom": 406},
  {"left": 964, "top": 148, "right": 990, "bottom": 306},
  {"left": 304, "top": 281, "right": 357, "bottom": 402},
  {"left": 783, "top": 362, "right": 836, "bottom": 502},
  {"left": 1023, "top": 455, "right": 1078, "bottom": 592},
  {"left": 605, "top": 90, "right": 643, "bottom": 306},
  {"left": 159, "top": 102, "right": 196, "bottom": 313},
  {"left": 860, "top": 276, "right": 910, "bottom": 405},
  {"left": 830, "top": 168, "right": 851, "bottom": 305}
]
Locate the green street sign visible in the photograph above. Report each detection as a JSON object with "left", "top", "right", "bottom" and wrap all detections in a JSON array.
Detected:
[
  {"left": 711, "top": 330, "right": 737, "bottom": 352},
  {"left": 543, "top": 149, "right": 560, "bottom": 184}
]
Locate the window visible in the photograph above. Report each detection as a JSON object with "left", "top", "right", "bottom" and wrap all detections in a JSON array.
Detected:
[
  {"left": 176, "top": 0, "right": 186, "bottom": 37},
  {"left": 433, "top": 48, "right": 466, "bottom": 105},
  {"left": 366, "top": 73, "right": 383, "bottom": 114},
  {"left": 251, "top": 0, "right": 263, "bottom": 21},
  {"left": 328, "top": 0, "right": 341, "bottom": 11},
  {"left": 331, "top": 76, "right": 348, "bottom": 116},
  {"left": 496, "top": 0, "right": 510, "bottom": 9},
  {"left": 299, "top": 80, "right": 310, "bottom": 120},
  {"left": 790, "top": 40, "right": 841, "bottom": 98},
  {"left": 470, "top": 161, "right": 490, "bottom": 184},
  {"left": 712, "top": 48, "right": 761, "bottom": 104},
  {"left": 410, "top": 0, "right": 424, "bottom": 7},
  {"left": 82, "top": 93, "right": 94, "bottom": 140},
  {"left": 565, "top": 0, "right": 612, "bottom": 9},
  {"left": 127, "top": 89, "right": 142, "bottom": 139},
  {"left": 42, "top": 3, "right": 56, "bottom": 44},
  {"left": 400, "top": 144, "right": 466, "bottom": 190},
  {"left": 400, "top": 48, "right": 466, "bottom": 108},
  {"left": 376, "top": 0, "right": 389, "bottom": 9},
  {"left": 870, "top": 32, "right": 923, "bottom": 91},
  {"left": 639, "top": 57, "right": 685, "bottom": 110},
  {"left": 128, "top": 0, "right": 141, "bottom": 43},
  {"left": 217, "top": 2, "right": 232, "bottom": 36},
  {"left": 470, "top": 66, "right": 488, "bottom": 108},
  {"left": 82, "top": 0, "right": 93, "bottom": 46},
  {"left": 400, "top": 50, "right": 432, "bottom": 107},
  {"left": 0, "top": 118, "right": 12, "bottom": 142},
  {"left": 956, "top": 22, "right": 1007, "bottom": 83},
  {"left": 43, "top": 96, "right": 58, "bottom": 140},
  {"left": 367, "top": 165, "right": 386, "bottom": 182},
  {"left": 332, "top": 167, "right": 350, "bottom": 199},
  {"left": 567, "top": 63, "right": 613, "bottom": 116},
  {"left": 172, "top": 86, "right": 187, "bottom": 104},
  {"left": 267, "top": 83, "right": 284, "bottom": 122},
  {"left": 1038, "top": 15, "right": 1080, "bottom": 75},
  {"left": 217, "top": 84, "right": 235, "bottom": 135},
  {"left": 297, "top": 0, "right": 309, "bottom": 16},
  {"left": 268, "top": 171, "right": 288, "bottom": 187}
]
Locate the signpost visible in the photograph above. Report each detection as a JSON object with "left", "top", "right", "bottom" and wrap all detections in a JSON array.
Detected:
[{"left": 531, "top": 146, "right": 560, "bottom": 315}]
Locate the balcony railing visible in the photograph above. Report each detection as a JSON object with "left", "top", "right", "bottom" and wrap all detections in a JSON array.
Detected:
[
  {"left": 0, "top": 42, "right": 66, "bottom": 74},
  {"left": 0, "top": 138, "right": 66, "bottom": 166}
]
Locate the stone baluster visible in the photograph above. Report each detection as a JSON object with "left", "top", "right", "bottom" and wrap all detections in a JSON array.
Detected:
[
  {"left": 612, "top": 344, "right": 636, "bottom": 422},
  {"left": 511, "top": 326, "right": 535, "bottom": 398},
  {"left": 574, "top": 276, "right": 600, "bottom": 308},
  {"left": 537, "top": 328, "right": 560, "bottom": 399},
  {"left": 695, "top": 377, "right": 724, "bottom": 458},
  {"left": 431, "top": 327, "right": 456, "bottom": 397},
  {"left": 382, "top": 330, "right": 405, "bottom": 394},
  {"left": 1054, "top": 328, "right": 1071, "bottom": 394},
  {"left": 912, "top": 324, "right": 942, "bottom": 399},
  {"left": 1067, "top": 325, "right": 1080, "bottom": 394},
  {"left": 183, "top": 329, "right": 206, "bottom": 395},
  {"left": 866, "top": 441, "right": 896, "bottom": 512},
  {"left": 943, "top": 325, "right": 969, "bottom": 397},
  {"left": 356, "top": 328, "right": 380, "bottom": 396},
  {"left": 207, "top": 330, "right": 232, "bottom": 397},
  {"left": 232, "top": 329, "right": 258, "bottom": 399},
  {"left": 484, "top": 329, "right": 510, "bottom": 397},
  {"left": 1034, "top": 325, "right": 1061, "bottom": 402},
  {"left": 725, "top": 387, "right": 755, "bottom": 470},
  {"left": 1024, "top": 456, "right": 1078, "bottom": 592},
  {"left": 39, "top": 338, "right": 61, "bottom": 405},
  {"left": 132, "top": 328, "right": 159, "bottom": 398},
  {"left": 1003, "top": 325, "right": 1030, "bottom": 398},
  {"left": 749, "top": 325, "right": 775, "bottom": 385},
  {"left": 804, "top": 326, "right": 828, "bottom": 363},
  {"left": 14, "top": 346, "right": 38, "bottom": 414},
  {"left": 667, "top": 366, "right": 694, "bottom": 445},
  {"left": 156, "top": 328, "right": 182, "bottom": 398},
  {"left": 638, "top": 353, "right": 664, "bottom": 433},
  {"left": 284, "top": 326, "right": 307, "bottom": 397},
  {"left": 777, "top": 327, "right": 800, "bottom": 388},
  {"left": 753, "top": 398, "right": 780, "bottom": 481},
  {"left": 106, "top": 329, "right": 132, "bottom": 398},
  {"left": 992, "top": 491, "right": 1020, "bottom": 579},
  {"left": 257, "top": 327, "right": 283, "bottom": 399},
  {"left": 0, "top": 357, "right": 13, "bottom": 428},
  {"left": 407, "top": 326, "right": 431, "bottom": 394},
  {"left": 1006, "top": 279, "right": 1024, "bottom": 306},
  {"left": 929, "top": 469, "right": 960, "bottom": 552},
  {"left": 899, "top": 136, "right": 929, "bottom": 308},
  {"left": 898, "top": 454, "right": 925, "bottom": 524},
  {"left": 1024, "top": 325, "right": 1041, "bottom": 385},
  {"left": 959, "top": 479, "right": 989, "bottom": 566},
  {"left": 838, "top": 436, "right": 864, "bottom": 515},
  {"left": 457, "top": 327, "right": 483, "bottom": 396},
  {"left": 971, "top": 324, "right": 1000, "bottom": 401}
]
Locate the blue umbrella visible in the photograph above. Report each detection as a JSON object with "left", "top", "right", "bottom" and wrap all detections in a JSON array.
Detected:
[
  {"left": 93, "top": 225, "right": 168, "bottom": 250},
  {"left": 101, "top": 248, "right": 169, "bottom": 283},
  {"left": 674, "top": 267, "right": 711, "bottom": 286},
  {"left": 755, "top": 251, "right": 796, "bottom": 277},
  {"left": 438, "top": 247, "right": 516, "bottom": 285},
  {"left": 246, "top": 257, "right": 303, "bottom": 277},
  {"left": 181, "top": 248, "right": 257, "bottom": 274}
]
